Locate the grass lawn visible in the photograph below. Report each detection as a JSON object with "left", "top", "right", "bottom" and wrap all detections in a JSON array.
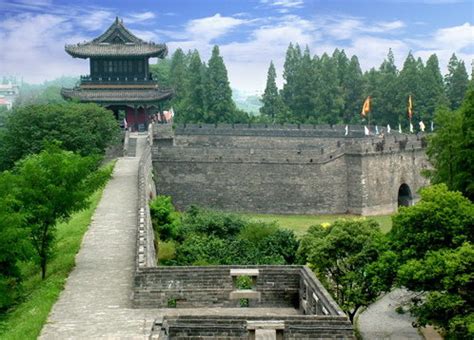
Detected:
[
  {"left": 0, "top": 163, "right": 113, "bottom": 340},
  {"left": 242, "top": 213, "right": 393, "bottom": 236}
]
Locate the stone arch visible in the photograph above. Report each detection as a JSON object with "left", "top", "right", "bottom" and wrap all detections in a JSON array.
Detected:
[{"left": 398, "top": 183, "right": 413, "bottom": 207}]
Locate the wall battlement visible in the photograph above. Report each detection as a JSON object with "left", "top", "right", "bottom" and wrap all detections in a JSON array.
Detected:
[{"left": 152, "top": 124, "right": 429, "bottom": 215}]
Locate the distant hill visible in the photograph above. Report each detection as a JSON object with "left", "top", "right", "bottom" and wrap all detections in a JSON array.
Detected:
[{"left": 232, "top": 88, "right": 262, "bottom": 115}]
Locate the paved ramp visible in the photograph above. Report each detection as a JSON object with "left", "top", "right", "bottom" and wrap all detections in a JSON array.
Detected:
[{"left": 40, "top": 134, "right": 158, "bottom": 340}]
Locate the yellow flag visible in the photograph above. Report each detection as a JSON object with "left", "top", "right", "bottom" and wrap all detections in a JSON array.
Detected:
[
  {"left": 361, "top": 96, "right": 371, "bottom": 117},
  {"left": 408, "top": 95, "right": 413, "bottom": 120}
]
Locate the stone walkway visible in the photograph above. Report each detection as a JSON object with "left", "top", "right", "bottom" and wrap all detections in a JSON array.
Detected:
[
  {"left": 358, "top": 289, "right": 423, "bottom": 340},
  {"left": 40, "top": 134, "right": 158, "bottom": 340}
]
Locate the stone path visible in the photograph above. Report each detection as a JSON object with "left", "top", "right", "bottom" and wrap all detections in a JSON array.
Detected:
[
  {"left": 40, "top": 134, "right": 158, "bottom": 340},
  {"left": 358, "top": 289, "right": 423, "bottom": 340}
]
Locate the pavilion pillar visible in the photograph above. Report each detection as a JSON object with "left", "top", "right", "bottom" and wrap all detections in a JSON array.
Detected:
[{"left": 134, "top": 105, "right": 138, "bottom": 132}]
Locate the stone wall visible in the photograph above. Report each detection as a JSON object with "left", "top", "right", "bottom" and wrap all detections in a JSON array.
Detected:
[
  {"left": 136, "top": 127, "right": 156, "bottom": 269},
  {"left": 133, "top": 266, "right": 301, "bottom": 308},
  {"left": 152, "top": 124, "right": 428, "bottom": 215},
  {"left": 152, "top": 315, "right": 354, "bottom": 339}
]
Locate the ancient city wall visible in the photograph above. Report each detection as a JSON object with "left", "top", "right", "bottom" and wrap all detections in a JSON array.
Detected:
[
  {"left": 152, "top": 124, "right": 428, "bottom": 215},
  {"left": 136, "top": 129, "right": 157, "bottom": 268},
  {"left": 154, "top": 315, "right": 355, "bottom": 339}
]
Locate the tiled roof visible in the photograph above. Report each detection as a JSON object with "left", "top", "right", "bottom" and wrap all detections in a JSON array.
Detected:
[
  {"left": 65, "top": 17, "right": 167, "bottom": 59},
  {"left": 61, "top": 87, "right": 173, "bottom": 103},
  {"left": 65, "top": 43, "right": 167, "bottom": 58}
]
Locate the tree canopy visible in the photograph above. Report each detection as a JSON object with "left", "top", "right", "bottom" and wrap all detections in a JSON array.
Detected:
[
  {"left": 0, "top": 102, "right": 120, "bottom": 171},
  {"left": 297, "top": 219, "right": 393, "bottom": 322},
  {"left": 425, "top": 88, "right": 474, "bottom": 200},
  {"left": 389, "top": 184, "right": 473, "bottom": 338},
  {"left": 14, "top": 143, "right": 111, "bottom": 279}
]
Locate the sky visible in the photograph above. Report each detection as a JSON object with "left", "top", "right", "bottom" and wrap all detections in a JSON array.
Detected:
[{"left": 0, "top": 0, "right": 472, "bottom": 93}]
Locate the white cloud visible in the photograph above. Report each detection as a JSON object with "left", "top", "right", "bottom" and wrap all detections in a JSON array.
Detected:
[
  {"left": 261, "top": 0, "right": 304, "bottom": 8},
  {"left": 185, "top": 14, "right": 247, "bottom": 42},
  {"left": 319, "top": 16, "right": 405, "bottom": 40},
  {"left": 125, "top": 11, "right": 156, "bottom": 24},
  {"left": 77, "top": 10, "right": 114, "bottom": 31}
]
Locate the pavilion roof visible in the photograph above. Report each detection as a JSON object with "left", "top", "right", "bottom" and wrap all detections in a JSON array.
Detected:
[
  {"left": 65, "top": 17, "right": 167, "bottom": 59},
  {"left": 61, "top": 87, "right": 173, "bottom": 104}
]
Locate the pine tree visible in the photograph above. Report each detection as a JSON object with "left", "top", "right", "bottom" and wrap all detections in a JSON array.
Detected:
[
  {"left": 315, "top": 52, "right": 343, "bottom": 124},
  {"left": 281, "top": 43, "right": 302, "bottom": 120},
  {"left": 292, "top": 46, "right": 317, "bottom": 122},
  {"left": 445, "top": 53, "right": 469, "bottom": 110},
  {"left": 205, "top": 45, "right": 236, "bottom": 123},
  {"left": 397, "top": 52, "right": 422, "bottom": 126},
  {"left": 342, "top": 55, "right": 364, "bottom": 123},
  {"left": 420, "top": 54, "right": 446, "bottom": 122},
  {"left": 377, "top": 49, "right": 399, "bottom": 126},
  {"left": 260, "top": 61, "right": 283, "bottom": 121},
  {"left": 362, "top": 67, "right": 382, "bottom": 125},
  {"left": 179, "top": 50, "right": 206, "bottom": 123},
  {"left": 169, "top": 48, "right": 189, "bottom": 114}
]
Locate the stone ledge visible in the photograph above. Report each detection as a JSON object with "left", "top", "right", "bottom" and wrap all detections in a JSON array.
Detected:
[
  {"left": 229, "top": 290, "right": 261, "bottom": 300},
  {"left": 247, "top": 320, "right": 285, "bottom": 330},
  {"left": 230, "top": 268, "right": 259, "bottom": 276}
]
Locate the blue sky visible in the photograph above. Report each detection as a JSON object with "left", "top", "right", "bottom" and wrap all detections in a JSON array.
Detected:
[{"left": 0, "top": 0, "right": 472, "bottom": 92}]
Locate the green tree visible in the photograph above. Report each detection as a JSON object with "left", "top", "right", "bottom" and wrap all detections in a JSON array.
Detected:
[
  {"left": 425, "top": 90, "right": 474, "bottom": 199},
  {"left": 420, "top": 54, "right": 447, "bottom": 122},
  {"left": 0, "top": 172, "right": 30, "bottom": 309},
  {"left": 390, "top": 184, "right": 473, "bottom": 338},
  {"left": 445, "top": 53, "right": 469, "bottom": 110},
  {"left": 260, "top": 61, "right": 283, "bottom": 121},
  {"left": 397, "top": 243, "right": 473, "bottom": 339},
  {"left": 390, "top": 184, "right": 473, "bottom": 261},
  {"left": 281, "top": 43, "right": 302, "bottom": 121},
  {"left": 342, "top": 55, "right": 364, "bottom": 123},
  {"left": 0, "top": 103, "right": 119, "bottom": 171},
  {"left": 169, "top": 48, "right": 189, "bottom": 112},
  {"left": 376, "top": 49, "right": 399, "bottom": 126},
  {"left": 396, "top": 52, "right": 422, "bottom": 126},
  {"left": 179, "top": 50, "right": 207, "bottom": 123},
  {"left": 150, "top": 58, "right": 171, "bottom": 87},
  {"left": 314, "top": 52, "right": 343, "bottom": 124},
  {"left": 293, "top": 46, "right": 317, "bottom": 123},
  {"left": 205, "top": 46, "right": 237, "bottom": 123},
  {"left": 298, "top": 219, "right": 391, "bottom": 322},
  {"left": 15, "top": 144, "right": 111, "bottom": 279}
]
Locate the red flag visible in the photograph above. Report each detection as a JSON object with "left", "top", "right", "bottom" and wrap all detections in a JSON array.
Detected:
[
  {"left": 361, "top": 96, "right": 371, "bottom": 117},
  {"left": 408, "top": 95, "right": 413, "bottom": 120}
]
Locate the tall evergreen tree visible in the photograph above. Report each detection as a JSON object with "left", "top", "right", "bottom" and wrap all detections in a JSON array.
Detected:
[
  {"left": 292, "top": 46, "right": 317, "bottom": 122},
  {"left": 315, "top": 53, "right": 344, "bottom": 124},
  {"left": 362, "top": 67, "right": 382, "bottom": 125},
  {"left": 169, "top": 48, "right": 189, "bottom": 112},
  {"left": 377, "top": 49, "right": 399, "bottom": 126},
  {"left": 205, "top": 45, "right": 236, "bottom": 123},
  {"left": 397, "top": 52, "right": 422, "bottom": 126},
  {"left": 342, "top": 55, "right": 364, "bottom": 123},
  {"left": 281, "top": 43, "right": 302, "bottom": 120},
  {"left": 179, "top": 50, "right": 206, "bottom": 122},
  {"left": 445, "top": 53, "right": 469, "bottom": 110},
  {"left": 420, "top": 54, "right": 446, "bottom": 122},
  {"left": 260, "top": 61, "right": 283, "bottom": 121}
]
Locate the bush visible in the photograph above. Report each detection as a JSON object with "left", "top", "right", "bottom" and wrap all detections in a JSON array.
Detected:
[
  {"left": 157, "top": 241, "right": 176, "bottom": 264},
  {"left": 178, "top": 206, "right": 246, "bottom": 239},
  {"left": 149, "top": 196, "right": 180, "bottom": 241}
]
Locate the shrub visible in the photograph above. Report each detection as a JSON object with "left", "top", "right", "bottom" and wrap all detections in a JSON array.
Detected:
[{"left": 149, "top": 196, "right": 180, "bottom": 241}]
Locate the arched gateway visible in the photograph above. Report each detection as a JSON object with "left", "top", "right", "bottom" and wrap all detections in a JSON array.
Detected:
[{"left": 398, "top": 183, "right": 413, "bottom": 207}]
